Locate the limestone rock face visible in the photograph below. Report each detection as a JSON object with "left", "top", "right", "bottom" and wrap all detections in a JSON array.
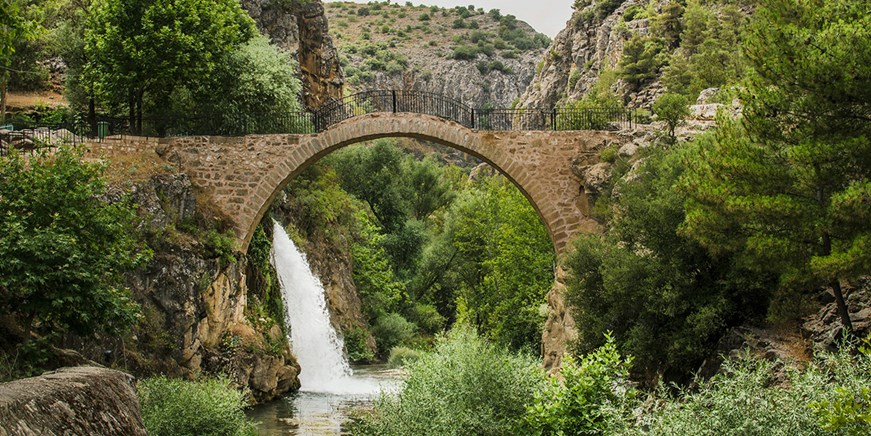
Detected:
[
  {"left": 518, "top": 0, "right": 657, "bottom": 110},
  {"left": 241, "top": 0, "right": 343, "bottom": 109},
  {"left": 0, "top": 367, "right": 146, "bottom": 436},
  {"left": 541, "top": 270, "right": 578, "bottom": 374},
  {"left": 98, "top": 173, "right": 301, "bottom": 404},
  {"left": 323, "top": 2, "right": 547, "bottom": 109}
]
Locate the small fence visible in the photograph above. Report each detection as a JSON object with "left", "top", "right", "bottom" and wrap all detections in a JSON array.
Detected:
[{"left": 1, "top": 90, "right": 638, "bottom": 155}]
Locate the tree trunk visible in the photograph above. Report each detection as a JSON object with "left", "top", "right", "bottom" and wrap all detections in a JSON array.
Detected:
[
  {"left": 822, "top": 232, "right": 854, "bottom": 335},
  {"left": 830, "top": 279, "right": 854, "bottom": 335}
]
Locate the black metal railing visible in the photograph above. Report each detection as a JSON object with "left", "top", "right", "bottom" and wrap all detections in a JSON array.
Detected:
[
  {"left": 1, "top": 90, "right": 638, "bottom": 154},
  {"left": 312, "top": 90, "right": 635, "bottom": 132}
]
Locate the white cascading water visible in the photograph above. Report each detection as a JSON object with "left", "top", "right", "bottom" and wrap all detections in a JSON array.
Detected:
[{"left": 271, "top": 220, "right": 383, "bottom": 395}]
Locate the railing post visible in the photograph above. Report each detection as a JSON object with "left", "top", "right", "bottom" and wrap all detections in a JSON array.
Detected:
[
  {"left": 471, "top": 108, "right": 475, "bottom": 129},
  {"left": 392, "top": 90, "right": 397, "bottom": 113},
  {"left": 551, "top": 108, "right": 557, "bottom": 131}
]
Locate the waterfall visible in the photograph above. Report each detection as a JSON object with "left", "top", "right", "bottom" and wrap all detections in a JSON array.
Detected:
[{"left": 271, "top": 220, "right": 381, "bottom": 395}]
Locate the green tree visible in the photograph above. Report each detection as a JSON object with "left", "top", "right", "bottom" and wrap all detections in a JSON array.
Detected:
[
  {"left": 565, "top": 143, "right": 775, "bottom": 382},
  {"left": 0, "top": 146, "right": 146, "bottom": 340},
  {"left": 653, "top": 92, "right": 690, "bottom": 143},
  {"left": 681, "top": 0, "right": 871, "bottom": 333},
  {"left": 84, "top": 0, "right": 256, "bottom": 131},
  {"left": 0, "top": 0, "right": 40, "bottom": 122},
  {"left": 190, "top": 35, "right": 307, "bottom": 133},
  {"left": 448, "top": 176, "right": 555, "bottom": 352},
  {"left": 618, "top": 34, "right": 665, "bottom": 88}
]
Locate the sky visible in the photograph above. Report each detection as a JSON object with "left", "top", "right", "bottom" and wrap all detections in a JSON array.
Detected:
[{"left": 324, "top": 0, "right": 575, "bottom": 38}]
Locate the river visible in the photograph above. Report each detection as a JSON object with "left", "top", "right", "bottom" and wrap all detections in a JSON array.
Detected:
[{"left": 247, "top": 365, "right": 402, "bottom": 435}]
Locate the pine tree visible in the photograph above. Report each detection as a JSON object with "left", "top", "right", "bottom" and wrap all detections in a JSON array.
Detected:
[{"left": 681, "top": 0, "right": 871, "bottom": 334}]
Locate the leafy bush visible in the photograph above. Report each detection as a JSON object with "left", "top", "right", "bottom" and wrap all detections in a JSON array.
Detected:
[
  {"left": 344, "top": 327, "right": 375, "bottom": 364},
  {"left": 0, "top": 146, "right": 144, "bottom": 341},
  {"left": 643, "top": 345, "right": 871, "bottom": 434},
  {"left": 407, "top": 303, "right": 445, "bottom": 335},
  {"left": 524, "top": 335, "right": 636, "bottom": 435},
  {"left": 386, "top": 346, "right": 422, "bottom": 368},
  {"left": 138, "top": 376, "right": 257, "bottom": 436},
  {"left": 451, "top": 45, "right": 477, "bottom": 60},
  {"left": 351, "top": 327, "right": 546, "bottom": 435},
  {"left": 372, "top": 313, "right": 417, "bottom": 357},
  {"left": 599, "top": 144, "right": 619, "bottom": 163}
]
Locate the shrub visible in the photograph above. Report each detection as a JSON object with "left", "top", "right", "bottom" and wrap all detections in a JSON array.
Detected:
[
  {"left": 599, "top": 144, "right": 619, "bottom": 163},
  {"left": 351, "top": 327, "right": 546, "bottom": 435},
  {"left": 138, "top": 376, "right": 257, "bottom": 436},
  {"left": 372, "top": 313, "right": 417, "bottom": 357},
  {"left": 451, "top": 45, "right": 477, "bottom": 60},
  {"left": 408, "top": 303, "right": 446, "bottom": 335},
  {"left": 344, "top": 327, "right": 375, "bottom": 364},
  {"left": 643, "top": 345, "right": 871, "bottom": 434},
  {"left": 387, "top": 346, "right": 423, "bottom": 368},
  {"left": 524, "top": 335, "right": 637, "bottom": 434}
]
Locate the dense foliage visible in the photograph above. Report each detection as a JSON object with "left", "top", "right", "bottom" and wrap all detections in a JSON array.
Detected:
[
  {"left": 564, "top": 0, "right": 870, "bottom": 383},
  {"left": 84, "top": 0, "right": 256, "bottom": 128},
  {"left": 0, "top": 146, "right": 145, "bottom": 341},
  {"left": 138, "top": 376, "right": 257, "bottom": 436},
  {"left": 524, "top": 334, "right": 636, "bottom": 435},
  {"left": 284, "top": 139, "right": 554, "bottom": 357},
  {"left": 643, "top": 344, "right": 871, "bottom": 434},
  {"left": 681, "top": 0, "right": 871, "bottom": 333},
  {"left": 565, "top": 142, "right": 775, "bottom": 383},
  {"left": 350, "top": 327, "right": 546, "bottom": 435}
]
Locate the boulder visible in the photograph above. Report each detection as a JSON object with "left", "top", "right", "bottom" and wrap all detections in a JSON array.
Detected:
[{"left": 0, "top": 367, "right": 146, "bottom": 435}]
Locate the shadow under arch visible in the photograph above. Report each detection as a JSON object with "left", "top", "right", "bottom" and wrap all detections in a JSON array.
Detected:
[{"left": 243, "top": 113, "right": 559, "bottom": 256}]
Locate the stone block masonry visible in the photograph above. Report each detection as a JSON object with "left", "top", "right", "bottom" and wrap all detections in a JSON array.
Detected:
[{"left": 86, "top": 113, "right": 618, "bottom": 257}]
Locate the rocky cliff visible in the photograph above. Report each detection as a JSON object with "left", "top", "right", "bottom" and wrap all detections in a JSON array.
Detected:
[
  {"left": 0, "top": 367, "right": 146, "bottom": 435},
  {"left": 65, "top": 172, "right": 300, "bottom": 404},
  {"left": 242, "top": 0, "right": 343, "bottom": 108},
  {"left": 325, "top": 2, "right": 549, "bottom": 108},
  {"left": 518, "top": 0, "right": 660, "bottom": 110}
]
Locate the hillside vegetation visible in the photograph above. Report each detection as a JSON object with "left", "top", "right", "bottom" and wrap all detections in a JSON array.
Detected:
[{"left": 325, "top": 1, "right": 550, "bottom": 107}]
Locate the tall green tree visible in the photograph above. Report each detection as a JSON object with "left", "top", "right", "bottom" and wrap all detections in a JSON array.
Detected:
[
  {"left": 681, "top": 0, "right": 871, "bottom": 333},
  {"left": 565, "top": 144, "right": 774, "bottom": 382},
  {"left": 0, "top": 0, "right": 40, "bottom": 122},
  {"left": 84, "top": 0, "right": 256, "bottom": 130},
  {"left": 0, "top": 146, "right": 147, "bottom": 340},
  {"left": 448, "top": 176, "right": 555, "bottom": 352}
]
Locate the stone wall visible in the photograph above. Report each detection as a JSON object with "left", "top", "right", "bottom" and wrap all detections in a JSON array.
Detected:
[{"left": 0, "top": 367, "right": 146, "bottom": 435}]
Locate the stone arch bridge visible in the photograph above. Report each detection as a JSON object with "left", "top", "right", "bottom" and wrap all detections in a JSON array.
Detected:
[{"left": 78, "top": 91, "right": 630, "bottom": 256}]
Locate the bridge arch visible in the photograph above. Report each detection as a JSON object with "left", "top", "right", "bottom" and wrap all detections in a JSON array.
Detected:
[
  {"left": 233, "top": 112, "right": 603, "bottom": 256},
  {"left": 246, "top": 112, "right": 555, "bottom": 253}
]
